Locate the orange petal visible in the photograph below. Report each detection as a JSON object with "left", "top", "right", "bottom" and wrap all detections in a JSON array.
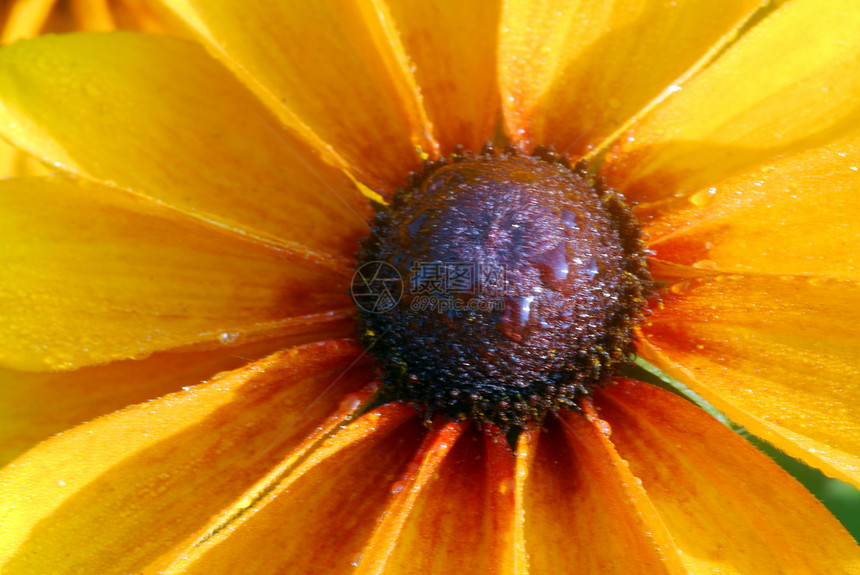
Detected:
[
  {"left": 0, "top": 0, "right": 56, "bottom": 42},
  {"left": 0, "top": 32, "right": 370, "bottom": 258},
  {"left": 353, "top": 421, "right": 465, "bottom": 573},
  {"left": 0, "top": 340, "right": 372, "bottom": 575},
  {"left": 642, "top": 131, "right": 860, "bottom": 280},
  {"left": 159, "top": 0, "right": 436, "bottom": 193},
  {"left": 638, "top": 275, "right": 860, "bottom": 487},
  {"left": 604, "top": 0, "right": 860, "bottom": 203},
  {"left": 0, "top": 176, "right": 351, "bottom": 371},
  {"left": 517, "top": 412, "right": 686, "bottom": 574},
  {"left": 499, "top": 0, "right": 764, "bottom": 155},
  {"left": 356, "top": 423, "right": 518, "bottom": 574},
  {"left": 68, "top": 0, "right": 115, "bottom": 30},
  {"left": 106, "top": 0, "right": 188, "bottom": 35},
  {"left": 385, "top": 0, "right": 501, "bottom": 154},
  {"left": 145, "top": 403, "right": 422, "bottom": 575},
  {"left": 0, "top": 322, "right": 352, "bottom": 467},
  {"left": 597, "top": 379, "right": 860, "bottom": 573}
]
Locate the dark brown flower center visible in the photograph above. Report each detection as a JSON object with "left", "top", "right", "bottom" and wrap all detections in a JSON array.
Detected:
[{"left": 352, "top": 145, "right": 652, "bottom": 429}]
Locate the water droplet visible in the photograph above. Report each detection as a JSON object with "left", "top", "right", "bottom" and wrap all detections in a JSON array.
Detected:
[
  {"left": 390, "top": 481, "right": 406, "bottom": 494},
  {"left": 219, "top": 331, "right": 242, "bottom": 345},
  {"left": 595, "top": 419, "right": 612, "bottom": 436},
  {"left": 561, "top": 208, "right": 580, "bottom": 229},
  {"left": 692, "top": 259, "right": 719, "bottom": 270},
  {"left": 688, "top": 187, "right": 717, "bottom": 207},
  {"left": 351, "top": 553, "right": 363, "bottom": 567},
  {"left": 499, "top": 296, "right": 535, "bottom": 342},
  {"left": 585, "top": 257, "right": 599, "bottom": 279},
  {"left": 530, "top": 243, "right": 569, "bottom": 287},
  {"left": 339, "top": 393, "right": 365, "bottom": 412}
]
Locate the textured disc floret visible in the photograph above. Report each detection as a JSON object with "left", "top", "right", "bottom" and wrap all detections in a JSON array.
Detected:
[{"left": 353, "top": 145, "right": 652, "bottom": 429}]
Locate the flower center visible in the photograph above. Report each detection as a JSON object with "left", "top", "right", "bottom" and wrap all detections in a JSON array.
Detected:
[{"left": 352, "top": 145, "right": 652, "bottom": 429}]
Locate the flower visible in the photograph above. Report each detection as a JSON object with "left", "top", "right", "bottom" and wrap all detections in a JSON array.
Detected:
[{"left": 1, "top": 0, "right": 859, "bottom": 573}]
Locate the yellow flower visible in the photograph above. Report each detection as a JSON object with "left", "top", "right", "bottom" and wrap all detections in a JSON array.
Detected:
[{"left": 1, "top": 0, "right": 859, "bottom": 574}]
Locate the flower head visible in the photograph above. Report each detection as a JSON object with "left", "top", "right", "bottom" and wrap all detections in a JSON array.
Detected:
[{"left": 1, "top": 0, "right": 859, "bottom": 573}]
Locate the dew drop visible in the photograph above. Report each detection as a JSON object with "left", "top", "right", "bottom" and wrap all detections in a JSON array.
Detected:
[
  {"left": 585, "top": 257, "right": 599, "bottom": 280},
  {"left": 219, "top": 331, "right": 242, "bottom": 345},
  {"left": 688, "top": 187, "right": 717, "bottom": 207},
  {"left": 561, "top": 208, "right": 580, "bottom": 228},
  {"left": 499, "top": 296, "right": 535, "bottom": 342},
  {"left": 339, "top": 392, "right": 365, "bottom": 412},
  {"left": 669, "top": 281, "right": 693, "bottom": 295},
  {"left": 595, "top": 419, "right": 612, "bottom": 436},
  {"left": 530, "top": 243, "right": 570, "bottom": 287},
  {"left": 390, "top": 480, "right": 406, "bottom": 494},
  {"left": 692, "top": 259, "right": 719, "bottom": 270}
]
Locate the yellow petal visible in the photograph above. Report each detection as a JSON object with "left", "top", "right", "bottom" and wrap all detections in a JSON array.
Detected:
[
  {"left": 159, "top": 0, "right": 436, "bottom": 193},
  {"left": 0, "top": 177, "right": 351, "bottom": 371},
  {"left": 0, "top": 324, "right": 352, "bottom": 466},
  {"left": 604, "top": 0, "right": 860, "bottom": 202},
  {"left": 638, "top": 275, "right": 860, "bottom": 487},
  {"left": 642, "top": 131, "right": 860, "bottom": 280},
  {"left": 517, "top": 410, "right": 687, "bottom": 574},
  {"left": 0, "top": 32, "right": 370, "bottom": 258},
  {"left": 0, "top": 341, "right": 372, "bottom": 575},
  {"left": 385, "top": 0, "right": 501, "bottom": 154},
  {"left": 499, "top": 0, "right": 764, "bottom": 154},
  {"left": 146, "top": 403, "right": 422, "bottom": 575},
  {"left": 597, "top": 379, "right": 860, "bottom": 573},
  {"left": 0, "top": 141, "right": 50, "bottom": 178}
]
